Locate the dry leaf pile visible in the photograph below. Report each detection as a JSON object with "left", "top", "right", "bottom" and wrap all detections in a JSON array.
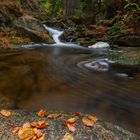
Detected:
[{"left": 12, "top": 120, "right": 48, "bottom": 140}]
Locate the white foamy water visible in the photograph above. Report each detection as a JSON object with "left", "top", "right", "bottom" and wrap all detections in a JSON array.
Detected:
[
  {"left": 43, "top": 24, "right": 83, "bottom": 48},
  {"left": 83, "top": 58, "right": 109, "bottom": 72},
  {"left": 43, "top": 24, "right": 63, "bottom": 44}
]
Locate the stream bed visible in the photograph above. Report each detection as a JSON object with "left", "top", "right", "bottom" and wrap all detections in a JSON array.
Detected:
[{"left": 0, "top": 25, "right": 140, "bottom": 135}]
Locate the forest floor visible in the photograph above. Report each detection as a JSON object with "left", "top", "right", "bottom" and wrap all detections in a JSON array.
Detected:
[{"left": 0, "top": 0, "right": 140, "bottom": 47}]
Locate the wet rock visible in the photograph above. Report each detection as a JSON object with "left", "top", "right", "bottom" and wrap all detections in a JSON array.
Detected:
[
  {"left": 0, "top": 95, "right": 15, "bottom": 109},
  {"left": 14, "top": 15, "right": 53, "bottom": 43},
  {"left": 113, "top": 35, "right": 140, "bottom": 47},
  {"left": 0, "top": 110, "right": 139, "bottom": 140},
  {"left": 88, "top": 42, "right": 110, "bottom": 49}
]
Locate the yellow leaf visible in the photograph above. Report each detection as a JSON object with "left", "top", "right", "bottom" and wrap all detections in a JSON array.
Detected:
[
  {"left": 18, "top": 128, "right": 35, "bottom": 140},
  {"left": 61, "top": 133, "right": 74, "bottom": 140},
  {"left": 33, "top": 128, "right": 38, "bottom": 134}
]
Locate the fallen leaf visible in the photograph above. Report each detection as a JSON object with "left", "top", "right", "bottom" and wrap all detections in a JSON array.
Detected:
[
  {"left": 18, "top": 128, "right": 35, "bottom": 140},
  {"left": 61, "top": 114, "right": 68, "bottom": 118},
  {"left": 31, "top": 121, "right": 49, "bottom": 129},
  {"left": 38, "top": 109, "right": 47, "bottom": 118},
  {"left": 88, "top": 115, "right": 97, "bottom": 122},
  {"left": 12, "top": 127, "right": 20, "bottom": 134},
  {"left": 0, "top": 110, "right": 12, "bottom": 117},
  {"left": 32, "top": 135, "right": 37, "bottom": 140},
  {"left": 64, "top": 118, "right": 77, "bottom": 132},
  {"left": 63, "top": 122, "right": 67, "bottom": 126},
  {"left": 61, "top": 132, "right": 74, "bottom": 140},
  {"left": 47, "top": 113, "right": 61, "bottom": 119},
  {"left": 38, "top": 134, "right": 45, "bottom": 140},
  {"left": 33, "top": 128, "right": 44, "bottom": 139},
  {"left": 82, "top": 117, "right": 94, "bottom": 127},
  {"left": 72, "top": 112, "right": 81, "bottom": 116},
  {"left": 23, "top": 122, "right": 31, "bottom": 128},
  {"left": 33, "top": 128, "right": 38, "bottom": 134},
  {"left": 67, "top": 118, "right": 77, "bottom": 124},
  {"left": 66, "top": 124, "right": 76, "bottom": 132},
  {"left": 36, "top": 129, "right": 43, "bottom": 138}
]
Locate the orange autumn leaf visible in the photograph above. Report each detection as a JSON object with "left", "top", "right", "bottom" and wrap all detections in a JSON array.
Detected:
[
  {"left": 63, "top": 121, "right": 67, "bottom": 126},
  {"left": 72, "top": 112, "right": 81, "bottom": 116},
  {"left": 33, "top": 128, "right": 45, "bottom": 139},
  {"left": 31, "top": 121, "right": 49, "bottom": 129},
  {"left": 88, "top": 115, "right": 97, "bottom": 122},
  {"left": 47, "top": 113, "right": 61, "bottom": 119},
  {"left": 82, "top": 117, "right": 94, "bottom": 127},
  {"left": 32, "top": 135, "right": 37, "bottom": 140},
  {"left": 38, "top": 134, "right": 45, "bottom": 140},
  {"left": 64, "top": 117, "right": 77, "bottom": 132},
  {"left": 38, "top": 109, "right": 47, "bottom": 118},
  {"left": 66, "top": 123, "right": 76, "bottom": 132},
  {"left": 36, "top": 130, "right": 43, "bottom": 138},
  {"left": 67, "top": 118, "right": 77, "bottom": 124},
  {"left": 12, "top": 127, "right": 20, "bottom": 134},
  {"left": 0, "top": 110, "right": 12, "bottom": 117}
]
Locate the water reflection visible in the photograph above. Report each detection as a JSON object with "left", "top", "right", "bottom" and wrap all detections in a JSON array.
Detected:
[{"left": 0, "top": 46, "right": 140, "bottom": 134}]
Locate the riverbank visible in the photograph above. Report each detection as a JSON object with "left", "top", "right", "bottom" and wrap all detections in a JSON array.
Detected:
[
  {"left": 0, "top": 1, "right": 140, "bottom": 48},
  {"left": 0, "top": 109, "right": 139, "bottom": 140}
]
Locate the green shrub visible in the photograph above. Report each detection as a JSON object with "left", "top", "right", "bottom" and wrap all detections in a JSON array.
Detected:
[{"left": 107, "top": 26, "right": 120, "bottom": 36}]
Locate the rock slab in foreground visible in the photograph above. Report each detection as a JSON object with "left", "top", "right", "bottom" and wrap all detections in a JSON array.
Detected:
[{"left": 0, "top": 110, "right": 139, "bottom": 140}]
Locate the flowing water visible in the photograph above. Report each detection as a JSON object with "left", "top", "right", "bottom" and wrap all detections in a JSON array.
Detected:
[{"left": 0, "top": 26, "right": 140, "bottom": 135}]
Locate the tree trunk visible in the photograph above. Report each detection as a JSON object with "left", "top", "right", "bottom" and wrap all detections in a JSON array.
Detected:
[{"left": 63, "top": 0, "right": 80, "bottom": 19}]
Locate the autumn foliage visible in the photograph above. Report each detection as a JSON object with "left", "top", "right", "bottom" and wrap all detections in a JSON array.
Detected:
[{"left": 0, "top": 31, "right": 32, "bottom": 47}]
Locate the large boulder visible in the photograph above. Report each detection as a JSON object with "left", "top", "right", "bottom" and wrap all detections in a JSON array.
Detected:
[
  {"left": 0, "top": 0, "right": 52, "bottom": 44},
  {"left": 14, "top": 15, "right": 53, "bottom": 43}
]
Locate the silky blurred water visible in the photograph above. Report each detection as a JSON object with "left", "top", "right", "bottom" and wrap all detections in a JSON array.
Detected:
[{"left": 0, "top": 46, "right": 139, "bottom": 134}]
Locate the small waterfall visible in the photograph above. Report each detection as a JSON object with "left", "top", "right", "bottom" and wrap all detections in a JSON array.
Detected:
[
  {"left": 43, "top": 24, "right": 82, "bottom": 47},
  {"left": 43, "top": 24, "right": 63, "bottom": 44}
]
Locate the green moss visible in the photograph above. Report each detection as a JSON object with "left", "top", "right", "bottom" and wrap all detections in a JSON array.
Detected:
[
  {"left": 107, "top": 26, "right": 120, "bottom": 36},
  {"left": 125, "top": 3, "right": 140, "bottom": 12},
  {"left": 108, "top": 48, "right": 140, "bottom": 65},
  {"left": 9, "top": 38, "right": 21, "bottom": 45}
]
